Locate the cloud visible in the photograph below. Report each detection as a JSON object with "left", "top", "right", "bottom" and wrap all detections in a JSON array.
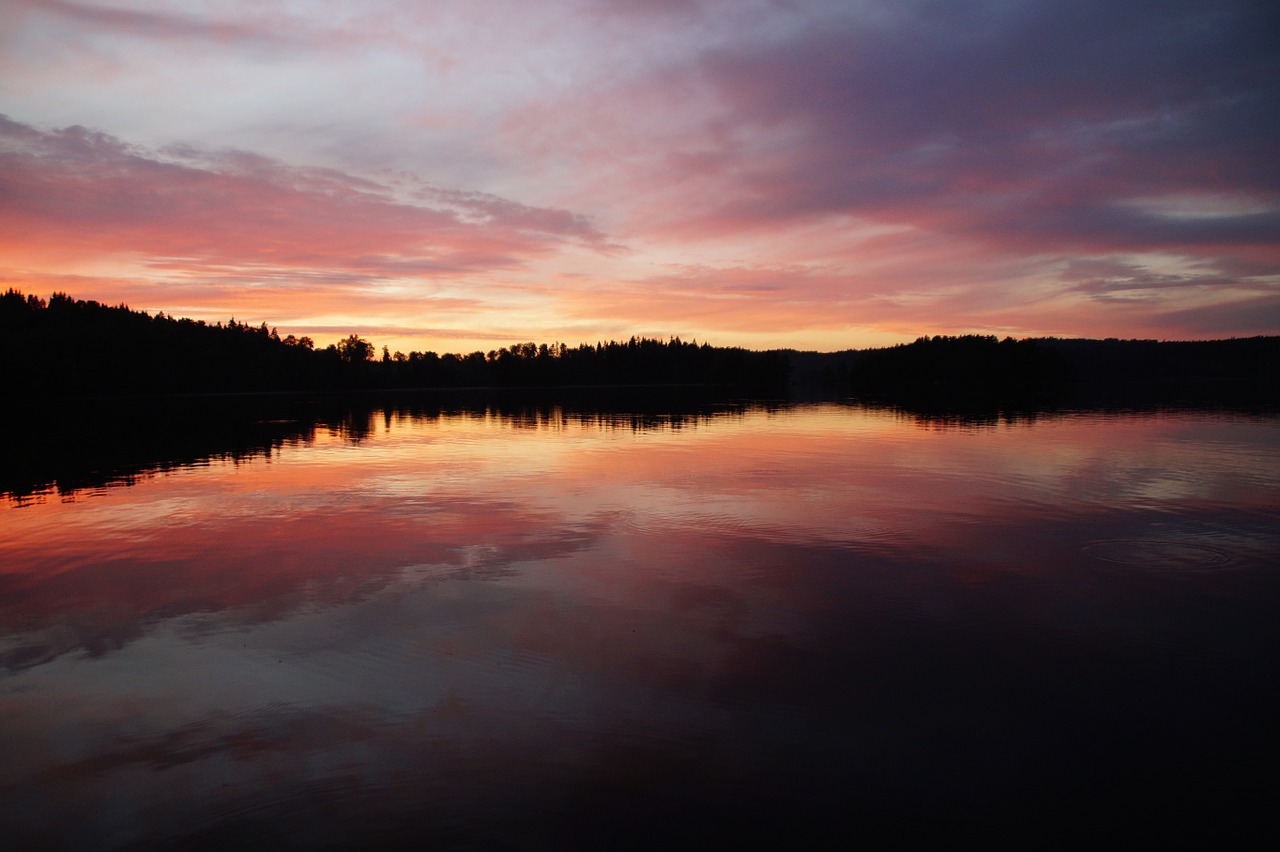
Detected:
[
  {"left": 0, "top": 114, "right": 610, "bottom": 280},
  {"left": 22, "top": 0, "right": 297, "bottom": 48},
  {"left": 1, "top": 1, "right": 1276, "bottom": 348},
  {"left": 489, "top": 0, "right": 1280, "bottom": 309},
  {"left": 675, "top": 0, "right": 1280, "bottom": 243},
  {"left": 1155, "top": 293, "right": 1280, "bottom": 336}
]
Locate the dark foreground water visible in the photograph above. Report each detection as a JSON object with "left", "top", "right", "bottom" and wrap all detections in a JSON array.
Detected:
[{"left": 2, "top": 399, "right": 1278, "bottom": 848}]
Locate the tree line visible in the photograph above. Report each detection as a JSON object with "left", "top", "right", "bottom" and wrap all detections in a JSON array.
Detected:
[
  {"left": 4, "top": 290, "right": 1274, "bottom": 402},
  {"left": 1, "top": 290, "right": 789, "bottom": 396},
  {"left": 821, "top": 333, "right": 1276, "bottom": 403}
]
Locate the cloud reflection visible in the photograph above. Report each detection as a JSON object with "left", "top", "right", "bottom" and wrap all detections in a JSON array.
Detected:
[{"left": 3, "top": 401, "right": 1274, "bottom": 665}]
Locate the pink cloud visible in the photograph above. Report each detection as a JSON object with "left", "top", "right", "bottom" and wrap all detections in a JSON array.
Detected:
[
  {"left": 0, "top": 113, "right": 623, "bottom": 329},
  {"left": 0, "top": 116, "right": 606, "bottom": 275}
]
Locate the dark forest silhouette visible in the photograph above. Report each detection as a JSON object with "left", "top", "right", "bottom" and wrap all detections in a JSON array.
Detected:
[
  {"left": 1, "top": 291, "right": 788, "bottom": 395},
  {"left": 801, "top": 334, "right": 1279, "bottom": 406},
  {"left": 3, "top": 289, "right": 1277, "bottom": 402}
]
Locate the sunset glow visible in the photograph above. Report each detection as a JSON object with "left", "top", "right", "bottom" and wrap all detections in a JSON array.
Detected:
[{"left": 2, "top": 0, "right": 1277, "bottom": 352}]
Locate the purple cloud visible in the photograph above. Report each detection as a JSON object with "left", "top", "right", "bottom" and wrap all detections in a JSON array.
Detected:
[{"left": 685, "top": 0, "right": 1279, "bottom": 251}]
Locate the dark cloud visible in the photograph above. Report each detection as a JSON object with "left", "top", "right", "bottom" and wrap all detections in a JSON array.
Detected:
[
  {"left": 424, "top": 186, "right": 617, "bottom": 247},
  {"left": 691, "top": 0, "right": 1280, "bottom": 252},
  {"left": 587, "top": 0, "right": 706, "bottom": 18},
  {"left": 1155, "top": 293, "right": 1280, "bottom": 337},
  {"left": 26, "top": 0, "right": 303, "bottom": 50},
  {"left": 974, "top": 200, "right": 1280, "bottom": 253}
]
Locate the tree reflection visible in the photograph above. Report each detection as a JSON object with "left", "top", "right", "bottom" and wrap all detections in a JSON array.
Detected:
[{"left": 5, "top": 387, "right": 1274, "bottom": 506}]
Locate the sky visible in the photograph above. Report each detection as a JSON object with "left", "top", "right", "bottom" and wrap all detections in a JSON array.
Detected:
[{"left": 1, "top": 0, "right": 1277, "bottom": 354}]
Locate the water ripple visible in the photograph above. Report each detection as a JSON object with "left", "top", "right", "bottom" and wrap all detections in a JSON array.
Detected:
[{"left": 1082, "top": 539, "right": 1233, "bottom": 571}]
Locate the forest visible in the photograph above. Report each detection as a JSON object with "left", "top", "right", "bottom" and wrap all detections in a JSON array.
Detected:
[
  {"left": 801, "top": 333, "right": 1279, "bottom": 405},
  {"left": 0, "top": 290, "right": 788, "bottom": 396},
  {"left": 2, "top": 289, "right": 1276, "bottom": 402}
]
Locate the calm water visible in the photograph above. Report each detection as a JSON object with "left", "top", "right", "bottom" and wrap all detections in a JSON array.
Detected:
[{"left": 2, "top": 400, "right": 1278, "bottom": 847}]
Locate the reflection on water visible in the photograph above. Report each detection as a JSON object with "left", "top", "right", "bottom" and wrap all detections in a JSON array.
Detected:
[
  {"left": 0, "top": 391, "right": 777, "bottom": 505},
  {"left": 2, "top": 399, "right": 1278, "bottom": 847}
]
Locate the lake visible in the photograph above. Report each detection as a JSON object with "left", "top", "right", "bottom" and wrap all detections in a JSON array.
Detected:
[{"left": 2, "top": 397, "right": 1277, "bottom": 848}]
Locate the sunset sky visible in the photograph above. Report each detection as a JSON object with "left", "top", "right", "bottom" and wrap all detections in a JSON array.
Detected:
[{"left": 2, "top": 0, "right": 1277, "bottom": 354}]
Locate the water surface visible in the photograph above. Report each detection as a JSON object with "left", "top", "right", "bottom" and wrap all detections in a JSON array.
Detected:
[{"left": 2, "top": 401, "right": 1277, "bottom": 847}]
